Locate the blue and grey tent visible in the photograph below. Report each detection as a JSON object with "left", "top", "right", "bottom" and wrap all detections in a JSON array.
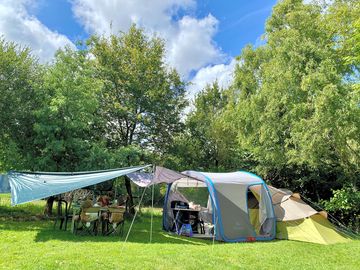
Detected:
[
  {"left": 8, "top": 165, "right": 151, "bottom": 205},
  {"left": 155, "top": 167, "right": 276, "bottom": 242}
]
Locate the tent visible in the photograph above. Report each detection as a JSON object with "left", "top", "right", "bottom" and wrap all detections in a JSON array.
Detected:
[
  {"left": 268, "top": 186, "right": 351, "bottom": 244},
  {"left": 8, "top": 165, "right": 151, "bottom": 205},
  {"left": 156, "top": 167, "right": 276, "bottom": 242},
  {"left": 155, "top": 167, "right": 352, "bottom": 244}
]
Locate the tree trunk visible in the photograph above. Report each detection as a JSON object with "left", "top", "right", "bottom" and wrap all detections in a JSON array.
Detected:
[
  {"left": 124, "top": 153, "right": 136, "bottom": 215},
  {"left": 44, "top": 196, "right": 55, "bottom": 217},
  {"left": 125, "top": 176, "right": 135, "bottom": 215}
]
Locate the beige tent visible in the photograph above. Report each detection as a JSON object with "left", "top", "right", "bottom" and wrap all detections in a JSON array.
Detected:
[{"left": 267, "top": 186, "right": 351, "bottom": 244}]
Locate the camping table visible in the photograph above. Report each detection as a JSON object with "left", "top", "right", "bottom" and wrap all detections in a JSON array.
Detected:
[{"left": 172, "top": 208, "right": 201, "bottom": 234}]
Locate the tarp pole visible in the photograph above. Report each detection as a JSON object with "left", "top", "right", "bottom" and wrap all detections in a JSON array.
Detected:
[
  {"left": 150, "top": 183, "right": 154, "bottom": 243},
  {"left": 123, "top": 186, "right": 148, "bottom": 244}
]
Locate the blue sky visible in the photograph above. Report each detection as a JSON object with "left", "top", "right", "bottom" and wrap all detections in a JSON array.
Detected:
[
  {"left": 195, "top": 1, "right": 276, "bottom": 56},
  {"left": 0, "top": 0, "right": 277, "bottom": 95}
]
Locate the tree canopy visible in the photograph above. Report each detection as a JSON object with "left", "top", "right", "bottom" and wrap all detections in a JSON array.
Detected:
[{"left": 89, "top": 25, "right": 187, "bottom": 150}]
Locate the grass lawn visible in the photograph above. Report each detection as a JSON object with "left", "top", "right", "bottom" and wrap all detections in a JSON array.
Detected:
[{"left": 0, "top": 194, "right": 359, "bottom": 270}]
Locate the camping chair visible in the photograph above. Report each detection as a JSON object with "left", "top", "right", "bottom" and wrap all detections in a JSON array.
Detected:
[
  {"left": 105, "top": 208, "right": 125, "bottom": 236},
  {"left": 54, "top": 199, "right": 73, "bottom": 231},
  {"left": 54, "top": 197, "right": 71, "bottom": 231},
  {"left": 63, "top": 199, "right": 74, "bottom": 230},
  {"left": 73, "top": 204, "right": 99, "bottom": 236}
]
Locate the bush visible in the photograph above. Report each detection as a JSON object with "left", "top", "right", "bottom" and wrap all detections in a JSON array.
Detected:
[{"left": 323, "top": 187, "right": 360, "bottom": 233}]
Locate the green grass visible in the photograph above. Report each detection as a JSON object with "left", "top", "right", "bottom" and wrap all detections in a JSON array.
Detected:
[
  {"left": 0, "top": 194, "right": 359, "bottom": 270},
  {"left": 0, "top": 194, "right": 45, "bottom": 221}
]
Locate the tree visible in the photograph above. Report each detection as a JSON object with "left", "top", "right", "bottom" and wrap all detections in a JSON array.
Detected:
[
  {"left": 186, "top": 82, "right": 230, "bottom": 170},
  {"left": 225, "top": 0, "right": 360, "bottom": 199},
  {"left": 164, "top": 81, "right": 245, "bottom": 171},
  {"left": 33, "top": 47, "right": 102, "bottom": 172},
  {"left": 88, "top": 25, "right": 187, "bottom": 151},
  {"left": 0, "top": 38, "right": 40, "bottom": 172}
]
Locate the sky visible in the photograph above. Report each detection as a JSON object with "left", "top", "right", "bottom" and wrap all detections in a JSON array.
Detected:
[{"left": 0, "top": 0, "right": 277, "bottom": 97}]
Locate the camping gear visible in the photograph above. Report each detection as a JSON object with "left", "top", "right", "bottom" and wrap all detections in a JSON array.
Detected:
[
  {"left": 53, "top": 196, "right": 72, "bottom": 231},
  {"left": 179, "top": 223, "right": 193, "bottom": 237},
  {"left": 73, "top": 205, "right": 100, "bottom": 236},
  {"left": 6, "top": 164, "right": 353, "bottom": 244},
  {"left": 158, "top": 167, "right": 276, "bottom": 242},
  {"left": 106, "top": 207, "right": 126, "bottom": 236},
  {"left": 173, "top": 208, "right": 200, "bottom": 234}
]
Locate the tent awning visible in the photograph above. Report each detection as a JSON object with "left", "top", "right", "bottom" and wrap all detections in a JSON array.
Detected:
[{"left": 9, "top": 165, "right": 151, "bottom": 205}]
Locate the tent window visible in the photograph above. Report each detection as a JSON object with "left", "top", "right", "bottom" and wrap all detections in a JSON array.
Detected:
[{"left": 176, "top": 187, "right": 208, "bottom": 207}]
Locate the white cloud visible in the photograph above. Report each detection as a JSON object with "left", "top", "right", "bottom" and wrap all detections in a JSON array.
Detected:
[
  {"left": 0, "top": 0, "right": 75, "bottom": 62},
  {"left": 187, "top": 58, "right": 237, "bottom": 100},
  {"left": 71, "top": 0, "right": 223, "bottom": 77},
  {"left": 72, "top": 0, "right": 194, "bottom": 36},
  {"left": 168, "top": 15, "right": 223, "bottom": 76}
]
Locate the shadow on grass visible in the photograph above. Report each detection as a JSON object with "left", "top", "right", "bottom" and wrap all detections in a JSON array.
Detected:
[
  {"left": 0, "top": 211, "right": 213, "bottom": 245},
  {"left": 34, "top": 228, "right": 212, "bottom": 246}
]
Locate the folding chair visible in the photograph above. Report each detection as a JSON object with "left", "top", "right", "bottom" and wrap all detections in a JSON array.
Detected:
[
  {"left": 73, "top": 207, "right": 99, "bottom": 236},
  {"left": 54, "top": 198, "right": 68, "bottom": 230},
  {"left": 106, "top": 208, "right": 125, "bottom": 236}
]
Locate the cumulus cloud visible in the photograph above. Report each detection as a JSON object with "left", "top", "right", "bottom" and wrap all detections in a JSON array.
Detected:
[
  {"left": 71, "top": 0, "right": 223, "bottom": 77},
  {"left": 167, "top": 15, "right": 223, "bottom": 76},
  {"left": 72, "top": 0, "right": 194, "bottom": 35},
  {"left": 187, "top": 58, "right": 237, "bottom": 100},
  {"left": 0, "top": 0, "right": 74, "bottom": 62}
]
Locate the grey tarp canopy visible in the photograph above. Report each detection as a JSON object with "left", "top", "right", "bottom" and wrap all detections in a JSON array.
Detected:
[{"left": 8, "top": 165, "right": 151, "bottom": 205}]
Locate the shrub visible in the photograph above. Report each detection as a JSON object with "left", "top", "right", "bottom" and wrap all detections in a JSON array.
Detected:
[{"left": 323, "top": 187, "right": 360, "bottom": 233}]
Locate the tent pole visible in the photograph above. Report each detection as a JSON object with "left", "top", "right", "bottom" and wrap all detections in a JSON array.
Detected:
[
  {"left": 150, "top": 183, "right": 154, "bottom": 243},
  {"left": 123, "top": 186, "right": 148, "bottom": 244},
  {"left": 212, "top": 214, "right": 217, "bottom": 249}
]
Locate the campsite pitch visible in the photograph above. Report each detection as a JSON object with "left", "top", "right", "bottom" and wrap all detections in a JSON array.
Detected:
[{"left": 0, "top": 194, "right": 359, "bottom": 270}]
